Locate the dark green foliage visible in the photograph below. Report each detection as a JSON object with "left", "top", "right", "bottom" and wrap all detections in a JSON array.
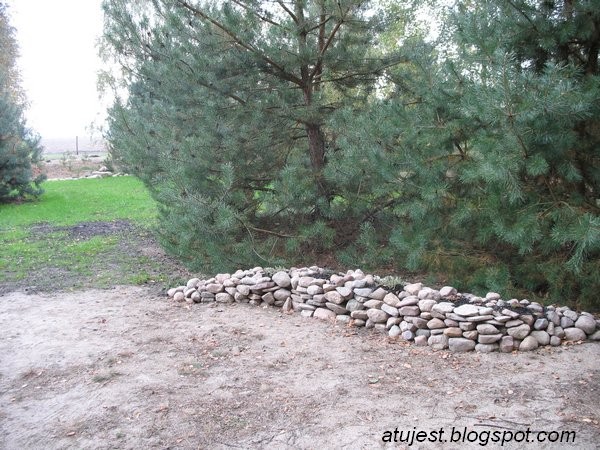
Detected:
[
  {"left": 103, "top": 0, "right": 600, "bottom": 309},
  {"left": 0, "top": 3, "right": 45, "bottom": 203},
  {"left": 335, "top": 0, "right": 600, "bottom": 309}
]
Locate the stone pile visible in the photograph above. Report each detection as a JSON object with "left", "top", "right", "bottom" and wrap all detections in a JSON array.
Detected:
[{"left": 167, "top": 266, "right": 600, "bottom": 353}]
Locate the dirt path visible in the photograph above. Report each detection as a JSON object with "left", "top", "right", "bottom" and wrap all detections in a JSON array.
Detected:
[{"left": 1, "top": 286, "right": 599, "bottom": 449}]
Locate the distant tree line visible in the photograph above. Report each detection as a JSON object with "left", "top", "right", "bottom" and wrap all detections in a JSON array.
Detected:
[{"left": 101, "top": 0, "right": 600, "bottom": 309}]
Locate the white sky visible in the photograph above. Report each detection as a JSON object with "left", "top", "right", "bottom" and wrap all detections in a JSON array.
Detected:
[{"left": 6, "top": 0, "right": 106, "bottom": 140}]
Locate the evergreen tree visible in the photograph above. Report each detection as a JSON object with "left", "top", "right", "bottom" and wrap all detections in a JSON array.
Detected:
[
  {"left": 0, "top": 2, "right": 44, "bottom": 202},
  {"left": 336, "top": 0, "right": 600, "bottom": 309},
  {"left": 101, "top": 0, "right": 403, "bottom": 270}
]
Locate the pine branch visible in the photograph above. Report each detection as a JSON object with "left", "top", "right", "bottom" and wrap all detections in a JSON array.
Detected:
[{"left": 177, "top": 0, "right": 303, "bottom": 86}]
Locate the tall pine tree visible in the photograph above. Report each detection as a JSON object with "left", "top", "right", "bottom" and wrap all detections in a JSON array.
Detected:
[{"left": 101, "top": 0, "right": 403, "bottom": 270}]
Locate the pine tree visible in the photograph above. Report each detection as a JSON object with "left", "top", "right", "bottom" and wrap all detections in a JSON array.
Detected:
[
  {"left": 0, "top": 2, "right": 44, "bottom": 203},
  {"left": 336, "top": 0, "right": 600, "bottom": 309},
  {"left": 101, "top": 0, "right": 403, "bottom": 270}
]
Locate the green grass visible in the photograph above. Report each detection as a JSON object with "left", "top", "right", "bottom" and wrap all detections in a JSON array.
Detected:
[
  {"left": 0, "top": 176, "right": 157, "bottom": 228},
  {"left": 0, "top": 176, "right": 184, "bottom": 292}
]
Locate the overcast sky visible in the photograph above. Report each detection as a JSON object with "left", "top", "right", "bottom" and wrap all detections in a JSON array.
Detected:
[{"left": 6, "top": 0, "right": 106, "bottom": 141}]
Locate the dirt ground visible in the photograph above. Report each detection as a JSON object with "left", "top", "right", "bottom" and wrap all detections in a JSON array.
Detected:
[{"left": 1, "top": 286, "right": 599, "bottom": 449}]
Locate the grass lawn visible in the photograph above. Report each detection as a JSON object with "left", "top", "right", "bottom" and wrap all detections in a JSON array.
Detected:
[{"left": 0, "top": 176, "right": 190, "bottom": 292}]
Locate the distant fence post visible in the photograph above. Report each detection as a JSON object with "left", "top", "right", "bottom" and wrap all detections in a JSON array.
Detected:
[{"left": 75, "top": 136, "right": 79, "bottom": 155}]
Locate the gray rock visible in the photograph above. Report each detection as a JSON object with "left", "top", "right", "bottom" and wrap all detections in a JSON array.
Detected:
[
  {"left": 449, "top": 338, "right": 476, "bottom": 352},
  {"left": 443, "top": 327, "right": 463, "bottom": 338},
  {"left": 459, "top": 322, "right": 476, "bottom": 331},
  {"left": 363, "top": 299, "right": 384, "bottom": 309},
  {"left": 546, "top": 310, "right": 560, "bottom": 325},
  {"left": 453, "top": 304, "right": 480, "bottom": 317},
  {"left": 173, "top": 291, "right": 185, "bottom": 302},
  {"left": 354, "top": 287, "right": 374, "bottom": 297},
  {"left": 478, "top": 334, "right": 502, "bottom": 344},
  {"left": 444, "top": 319, "right": 459, "bottom": 327},
  {"left": 475, "top": 343, "right": 499, "bottom": 353},
  {"left": 415, "top": 329, "right": 431, "bottom": 338},
  {"left": 519, "top": 315, "right": 535, "bottom": 326},
  {"left": 575, "top": 316, "right": 596, "bottom": 335},
  {"left": 486, "top": 292, "right": 501, "bottom": 301},
  {"left": 352, "top": 319, "right": 366, "bottom": 327},
  {"left": 466, "top": 315, "right": 495, "bottom": 322},
  {"left": 216, "top": 293, "right": 234, "bottom": 303},
  {"left": 499, "top": 336, "right": 514, "bottom": 353},
  {"left": 389, "top": 325, "right": 402, "bottom": 337},
  {"left": 191, "top": 291, "right": 202, "bottom": 303},
  {"left": 273, "top": 289, "right": 291, "bottom": 302},
  {"left": 534, "top": 318, "right": 549, "bottom": 330},
  {"left": 446, "top": 313, "right": 468, "bottom": 322},
  {"left": 527, "top": 303, "right": 544, "bottom": 313},
  {"left": 563, "top": 309, "right": 579, "bottom": 321},
  {"left": 350, "top": 310, "right": 369, "bottom": 321},
  {"left": 505, "top": 319, "right": 524, "bottom": 328},
  {"left": 261, "top": 292, "right": 275, "bottom": 305},
  {"left": 415, "top": 335, "right": 428, "bottom": 346},
  {"left": 336, "top": 286, "right": 353, "bottom": 299},
  {"left": 398, "top": 305, "right": 420, "bottom": 317},
  {"left": 402, "top": 330, "right": 415, "bottom": 340},
  {"left": 326, "top": 302, "right": 348, "bottom": 315},
  {"left": 560, "top": 316, "right": 574, "bottom": 329},
  {"left": 383, "top": 292, "right": 401, "bottom": 307},
  {"left": 507, "top": 324, "right": 531, "bottom": 340},
  {"left": 530, "top": 330, "right": 550, "bottom": 346},
  {"left": 479, "top": 307, "right": 494, "bottom": 315},
  {"left": 186, "top": 278, "right": 201, "bottom": 289},
  {"left": 400, "top": 321, "right": 417, "bottom": 333},
  {"left": 563, "top": 327, "right": 586, "bottom": 341},
  {"left": 345, "top": 299, "right": 364, "bottom": 312},
  {"left": 432, "top": 302, "right": 455, "bottom": 314},
  {"left": 550, "top": 336, "right": 561, "bottom": 346},
  {"left": 501, "top": 308, "right": 521, "bottom": 319},
  {"left": 236, "top": 284, "right": 251, "bottom": 296},
  {"left": 519, "top": 336, "right": 539, "bottom": 352},
  {"left": 463, "top": 330, "right": 478, "bottom": 341},
  {"left": 336, "top": 315, "right": 351, "bottom": 324},
  {"left": 476, "top": 324, "right": 499, "bottom": 335},
  {"left": 404, "top": 282, "right": 422, "bottom": 295},
  {"left": 206, "top": 283, "right": 224, "bottom": 294},
  {"left": 427, "top": 334, "right": 449, "bottom": 350},
  {"left": 417, "top": 299, "right": 437, "bottom": 312},
  {"left": 427, "top": 318, "right": 446, "bottom": 329},
  {"left": 324, "top": 291, "right": 345, "bottom": 305},
  {"left": 439, "top": 286, "right": 457, "bottom": 297},
  {"left": 366, "top": 308, "right": 389, "bottom": 324},
  {"left": 306, "top": 285, "right": 324, "bottom": 295},
  {"left": 386, "top": 317, "right": 401, "bottom": 329},
  {"left": 553, "top": 326, "right": 565, "bottom": 339},
  {"left": 300, "top": 310, "right": 314, "bottom": 318},
  {"left": 313, "top": 307, "right": 336, "bottom": 320},
  {"left": 589, "top": 330, "right": 600, "bottom": 341},
  {"left": 397, "top": 295, "right": 419, "bottom": 307},
  {"left": 381, "top": 304, "right": 399, "bottom": 317},
  {"left": 368, "top": 287, "right": 388, "bottom": 300}
]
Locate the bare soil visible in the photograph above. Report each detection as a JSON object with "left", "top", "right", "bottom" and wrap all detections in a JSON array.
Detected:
[{"left": 1, "top": 286, "right": 599, "bottom": 449}]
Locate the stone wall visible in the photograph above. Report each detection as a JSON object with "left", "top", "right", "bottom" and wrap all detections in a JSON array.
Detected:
[{"left": 167, "top": 266, "right": 600, "bottom": 353}]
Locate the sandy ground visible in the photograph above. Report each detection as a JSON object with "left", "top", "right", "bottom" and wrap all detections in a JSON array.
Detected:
[{"left": 0, "top": 286, "right": 599, "bottom": 449}]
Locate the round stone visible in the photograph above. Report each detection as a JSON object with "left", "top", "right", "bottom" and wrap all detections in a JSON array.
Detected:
[
  {"left": 575, "top": 316, "right": 596, "bottom": 335},
  {"left": 563, "top": 327, "right": 586, "bottom": 341},
  {"left": 449, "top": 337, "right": 476, "bottom": 352},
  {"left": 519, "top": 336, "right": 539, "bottom": 352}
]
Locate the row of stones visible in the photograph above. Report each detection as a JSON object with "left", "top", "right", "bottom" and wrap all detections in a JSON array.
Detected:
[{"left": 167, "top": 266, "right": 600, "bottom": 353}]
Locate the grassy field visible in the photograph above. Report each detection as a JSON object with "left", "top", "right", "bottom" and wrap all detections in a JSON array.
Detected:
[{"left": 0, "top": 176, "right": 190, "bottom": 293}]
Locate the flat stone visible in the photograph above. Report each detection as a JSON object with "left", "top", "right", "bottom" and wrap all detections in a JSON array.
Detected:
[
  {"left": 453, "top": 304, "right": 480, "bottom": 317},
  {"left": 306, "top": 285, "right": 324, "bottom": 295},
  {"left": 476, "top": 324, "right": 499, "bottom": 335},
  {"left": 417, "top": 299, "right": 437, "bottom": 312},
  {"left": 505, "top": 319, "right": 524, "bottom": 328},
  {"left": 298, "top": 276, "right": 316, "bottom": 288},
  {"left": 353, "top": 287, "right": 374, "bottom": 297},
  {"left": 215, "top": 293, "right": 234, "bottom": 303},
  {"left": 415, "top": 329, "right": 431, "bottom": 337},
  {"left": 449, "top": 337, "right": 476, "bottom": 352},
  {"left": 381, "top": 304, "right": 399, "bottom": 317},
  {"left": 575, "top": 316, "right": 597, "bottom": 334},
  {"left": 478, "top": 334, "right": 502, "bottom": 344},
  {"left": 519, "top": 336, "right": 539, "bottom": 352},
  {"left": 410, "top": 317, "right": 429, "bottom": 329},
  {"left": 250, "top": 281, "right": 276, "bottom": 292},
  {"left": 444, "top": 318, "right": 459, "bottom": 327},
  {"left": 427, "top": 318, "right": 446, "bottom": 329},
  {"left": 563, "top": 327, "right": 586, "bottom": 341},
  {"left": 501, "top": 308, "right": 521, "bottom": 319},
  {"left": 466, "top": 315, "right": 495, "bottom": 322},
  {"left": 363, "top": 299, "right": 383, "bottom": 309},
  {"left": 323, "top": 291, "right": 345, "bottom": 305},
  {"left": 507, "top": 324, "right": 531, "bottom": 340},
  {"left": 398, "top": 305, "right": 420, "bottom": 317},
  {"left": 206, "top": 283, "right": 224, "bottom": 294},
  {"left": 350, "top": 310, "right": 369, "bottom": 321},
  {"left": 313, "top": 307, "right": 336, "bottom": 320},
  {"left": 445, "top": 313, "right": 467, "bottom": 322},
  {"left": 336, "top": 286, "right": 353, "bottom": 299},
  {"left": 326, "top": 302, "right": 348, "bottom": 315},
  {"left": 397, "top": 295, "right": 419, "bottom": 307},
  {"left": 368, "top": 287, "right": 388, "bottom": 300},
  {"left": 432, "top": 302, "right": 454, "bottom": 314},
  {"left": 443, "top": 327, "right": 463, "bottom": 338},
  {"left": 300, "top": 309, "right": 314, "bottom": 318},
  {"left": 459, "top": 322, "right": 476, "bottom": 331},
  {"left": 366, "top": 308, "right": 389, "bottom": 324},
  {"left": 427, "top": 334, "right": 449, "bottom": 350},
  {"left": 500, "top": 336, "right": 514, "bottom": 353},
  {"left": 475, "top": 343, "right": 499, "bottom": 353},
  {"left": 462, "top": 330, "right": 478, "bottom": 340}
]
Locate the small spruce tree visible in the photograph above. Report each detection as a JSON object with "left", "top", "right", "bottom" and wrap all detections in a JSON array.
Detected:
[{"left": 0, "top": 3, "right": 44, "bottom": 203}]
